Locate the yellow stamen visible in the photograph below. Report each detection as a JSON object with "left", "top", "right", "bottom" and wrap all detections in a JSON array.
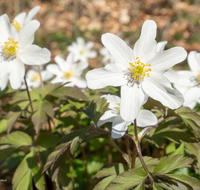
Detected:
[
  {"left": 197, "top": 71, "right": 200, "bottom": 84},
  {"left": 79, "top": 49, "right": 85, "bottom": 55},
  {"left": 63, "top": 71, "right": 73, "bottom": 79},
  {"left": 129, "top": 57, "right": 151, "bottom": 81},
  {"left": 116, "top": 103, "right": 120, "bottom": 111},
  {"left": 11, "top": 21, "right": 22, "bottom": 32},
  {"left": 32, "top": 74, "right": 40, "bottom": 82},
  {"left": 2, "top": 38, "right": 19, "bottom": 59}
]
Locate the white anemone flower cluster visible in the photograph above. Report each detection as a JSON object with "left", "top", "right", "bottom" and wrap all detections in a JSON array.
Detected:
[
  {"left": 173, "top": 51, "right": 200, "bottom": 109},
  {"left": 98, "top": 94, "right": 157, "bottom": 139},
  {"left": 100, "top": 47, "right": 114, "bottom": 65},
  {"left": 0, "top": 14, "right": 51, "bottom": 90},
  {"left": 67, "top": 37, "right": 97, "bottom": 62},
  {"left": 47, "top": 53, "right": 88, "bottom": 88},
  {"left": 86, "top": 20, "right": 187, "bottom": 122}
]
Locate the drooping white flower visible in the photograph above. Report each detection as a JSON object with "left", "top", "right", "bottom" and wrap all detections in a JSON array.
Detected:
[
  {"left": 11, "top": 6, "right": 41, "bottom": 32},
  {"left": 100, "top": 47, "right": 114, "bottom": 64},
  {"left": 86, "top": 20, "right": 186, "bottom": 121},
  {"left": 97, "top": 94, "right": 157, "bottom": 139},
  {"left": 173, "top": 51, "right": 200, "bottom": 109},
  {"left": 47, "top": 53, "right": 88, "bottom": 88},
  {"left": 0, "top": 14, "right": 51, "bottom": 90},
  {"left": 67, "top": 37, "right": 97, "bottom": 62}
]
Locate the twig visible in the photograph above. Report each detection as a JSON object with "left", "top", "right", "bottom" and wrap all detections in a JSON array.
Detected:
[{"left": 131, "top": 146, "right": 137, "bottom": 169}]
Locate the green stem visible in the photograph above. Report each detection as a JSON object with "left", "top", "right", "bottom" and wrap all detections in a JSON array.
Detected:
[
  {"left": 125, "top": 137, "right": 131, "bottom": 162},
  {"left": 38, "top": 65, "right": 44, "bottom": 90},
  {"left": 131, "top": 146, "right": 137, "bottom": 169},
  {"left": 24, "top": 76, "right": 34, "bottom": 114}
]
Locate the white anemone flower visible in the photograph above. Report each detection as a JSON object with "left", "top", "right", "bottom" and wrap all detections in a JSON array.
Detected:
[
  {"left": 100, "top": 47, "right": 114, "bottom": 64},
  {"left": 0, "top": 14, "right": 51, "bottom": 90},
  {"left": 97, "top": 94, "right": 158, "bottom": 139},
  {"left": 47, "top": 53, "right": 88, "bottom": 88},
  {"left": 67, "top": 37, "right": 97, "bottom": 62},
  {"left": 173, "top": 51, "right": 200, "bottom": 109},
  {"left": 86, "top": 20, "right": 186, "bottom": 121},
  {"left": 11, "top": 6, "right": 41, "bottom": 32}
]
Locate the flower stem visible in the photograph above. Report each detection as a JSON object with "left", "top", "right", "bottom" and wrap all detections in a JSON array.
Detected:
[
  {"left": 125, "top": 137, "right": 131, "bottom": 162},
  {"left": 24, "top": 76, "right": 34, "bottom": 114},
  {"left": 133, "top": 119, "right": 154, "bottom": 182},
  {"left": 131, "top": 146, "right": 137, "bottom": 169},
  {"left": 38, "top": 65, "right": 44, "bottom": 90}
]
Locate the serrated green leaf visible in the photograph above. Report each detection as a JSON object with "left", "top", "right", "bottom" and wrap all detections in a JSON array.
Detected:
[
  {"left": 95, "top": 163, "right": 126, "bottom": 178},
  {"left": 153, "top": 183, "right": 164, "bottom": 190},
  {"left": 36, "top": 133, "right": 60, "bottom": 148},
  {"left": 94, "top": 175, "right": 116, "bottom": 190},
  {"left": 133, "top": 181, "right": 145, "bottom": 190},
  {"left": 70, "top": 136, "right": 80, "bottom": 155},
  {"left": 162, "top": 174, "right": 200, "bottom": 190},
  {"left": 0, "top": 131, "right": 32, "bottom": 146},
  {"left": 83, "top": 98, "right": 109, "bottom": 127},
  {"left": 0, "top": 147, "right": 18, "bottom": 165},
  {"left": 153, "top": 155, "right": 193, "bottom": 174},
  {"left": 42, "top": 100, "right": 54, "bottom": 118},
  {"left": 41, "top": 83, "right": 62, "bottom": 99}
]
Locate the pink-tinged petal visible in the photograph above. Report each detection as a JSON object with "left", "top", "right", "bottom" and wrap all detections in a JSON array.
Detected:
[
  {"left": 183, "top": 87, "right": 200, "bottom": 106},
  {"left": 73, "top": 77, "right": 87, "bottom": 88},
  {"left": 173, "top": 71, "right": 194, "bottom": 87},
  {"left": 112, "top": 117, "right": 130, "bottom": 139},
  {"left": 163, "top": 69, "right": 179, "bottom": 83},
  {"left": 14, "top": 12, "right": 26, "bottom": 26},
  {"left": 156, "top": 41, "right": 167, "bottom": 52},
  {"left": 55, "top": 55, "right": 68, "bottom": 71},
  {"left": 137, "top": 109, "right": 157, "bottom": 127},
  {"left": 19, "top": 44, "right": 51, "bottom": 65},
  {"left": 134, "top": 20, "right": 157, "bottom": 63},
  {"left": 102, "top": 33, "right": 134, "bottom": 68},
  {"left": 0, "top": 74, "right": 8, "bottom": 91},
  {"left": 24, "top": 6, "right": 41, "bottom": 24},
  {"left": 86, "top": 63, "right": 126, "bottom": 89},
  {"left": 142, "top": 73, "right": 184, "bottom": 109},
  {"left": 0, "top": 14, "right": 11, "bottom": 44},
  {"left": 97, "top": 110, "right": 117, "bottom": 127},
  {"left": 150, "top": 47, "right": 187, "bottom": 73},
  {"left": 46, "top": 64, "right": 62, "bottom": 76},
  {"left": 18, "top": 20, "right": 40, "bottom": 48},
  {"left": 188, "top": 51, "right": 200, "bottom": 74},
  {"left": 101, "top": 94, "right": 121, "bottom": 110},
  {"left": 120, "top": 84, "right": 145, "bottom": 121},
  {"left": 9, "top": 58, "right": 25, "bottom": 89}
]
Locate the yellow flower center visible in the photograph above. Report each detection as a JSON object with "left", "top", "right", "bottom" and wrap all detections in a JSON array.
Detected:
[
  {"left": 116, "top": 103, "right": 120, "bottom": 112},
  {"left": 32, "top": 74, "right": 40, "bottom": 82},
  {"left": 129, "top": 57, "right": 151, "bottom": 81},
  {"left": 63, "top": 71, "right": 73, "bottom": 79},
  {"left": 79, "top": 49, "right": 85, "bottom": 55},
  {"left": 11, "top": 21, "right": 22, "bottom": 32},
  {"left": 197, "top": 71, "right": 200, "bottom": 84},
  {"left": 2, "top": 38, "right": 19, "bottom": 60}
]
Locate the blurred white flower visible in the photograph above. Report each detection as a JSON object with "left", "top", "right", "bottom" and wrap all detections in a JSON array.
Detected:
[
  {"left": 100, "top": 47, "right": 114, "bottom": 64},
  {"left": 86, "top": 20, "right": 186, "bottom": 121},
  {"left": 47, "top": 53, "right": 88, "bottom": 88},
  {"left": 0, "top": 14, "right": 51, "bottom": 90},
  {"left": 97, "top": 94, "right": 157, "bottom": 139},
  {"left": 174, "top": 51, "right": 200, "bottom": 109},
  {"left": 67, "top": 37, "right": 97, "bottom": 62},
  {"left": 11, "top": 6, "right": 40, "bottom": 32}
]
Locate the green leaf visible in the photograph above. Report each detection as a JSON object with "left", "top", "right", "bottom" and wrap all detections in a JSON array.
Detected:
[
  {"left": 133, "top": 181, "right": 145, "bottom": 190},
  {"left": 161, "top": 174, "right": 200, "bottom": 190},
  {"left": 36, "top": 133, "right": 60, "bottom": 148},
  {"left": 70, "top": 136, "right": 80, "bottom": 155},
  {"left": 153, "top": 155, "right": 193, "bottom": 174},
  {"left": 83, "top": 98, "right": 109, "bottom": 127},
  {"left": 42, "top": 100, "right": 54, "bottom": 118},
  {"left": 94, "top": 175, "right": 116, "bottom": 190},
  {"left": 57, "top": 166, "right": 70, "bottom": 189},
  {"left": 0, "top": 147, "right": 18, "bottom": 165},
  {"left": 41, "top": 83, "right": 62, "bottom": 99},
  {"left": 0, "top": 131, "right": 32, "bottom": 146},
  {"left": 153, "top": 183, "right": 164, "bottom": 190},
  {"left": 0, "top": 119, "right": 7, "bottom": 133},
  {"left": 7, "top": 101, "right": 30, "bottom": 133}
]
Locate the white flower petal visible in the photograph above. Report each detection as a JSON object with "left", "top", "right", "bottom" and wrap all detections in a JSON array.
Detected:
[
  {"left": 18, "top": 20, "right": 40, "bottom": 48},
  {"left": 134, "top": 20, "right": 157, "bottom": 63},
  {"left": 142, "top": 73, "right": 184, "bottom": 109},
  {"left": 97, "top": 110, "right": 117, "bottom": 127},
  {"left": 55, "top": 55, "right": 68, "bottom": 71},
  {"left": 120, "top": 84, "right": 145, "bottom": 121},
  {"left": 184, "top": 87, "right": 200, "bottom": 106},
  {"left": 101, "top": 94, "right": 121, "bottom": 110},
  {"left": 0, "top": 74, "right": 8, "bottom": 91},
  {"left": 173, "top": 83, "right": 189, "bottom": 95},
  {"left": 173, "top": 71, "right": 194, "bottom": 87},
  {"left": 72, "top": 77, "right": 87, "bottom": 88},
  {"left": 9, "top": 58, "right": 25, "bottom": 89},
  {"left": 150, "top": 47, "right": 187, "bottom": 73},
  {"left": 137, "top": 109, "right": 157, "bottom": 127},
  {"left": 0, "top": 14, "right": 11, "bottom": 44},
  {"left": 41, "top": 70, "right": 53, "bottom": 81},
  {"left": 50, "top": 76, "right": 63, "bottom": 84},
  {"left": 101, "top": 33, "right": 134, "bottom": 67},
  {"left": 26, "top": 69, "right": 38, "bottom": 79},
  {"left": 0, "top": 61, "right": 9, "bottom": 78},
  {"left": 111, "top": 117, "right": 130, "bottom": 139},
  {"left": 87, "top": 51, "right": 97, "bottom": 58},
  {"left": 163, "top": 69, "right": 179, "bottom": 83},
  {"left": 188, "top": 51, "right": 200, "bottom": 74},
  {"left": 24, "top": 6, "right": 41, "bottom": 24},
  {"left": 185, "top": 101, "right": 197, "bottom": 109},
  {"left": 86, "top": 41, "right": 94, "bottom": 49},
  {"left": 19, "top": 44, "right": 51, "bottom": 65},
  {"left": 74, "top": 61, "right": 88, "bottom": 73},
  {"left": 156, "top": 41, "right": 167, "bottom": 52},
  {"left": 46, "top": 64, "right": 62, "bottom": 76},
  {"left": 86, "top": 63, "right": 126, "bottom": 89},
  {"left": 14, "top": 12, "right": 27, "bottom": 26},
  {"left": 77, "top": 37, "right": 85, "bottom": 46}
]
